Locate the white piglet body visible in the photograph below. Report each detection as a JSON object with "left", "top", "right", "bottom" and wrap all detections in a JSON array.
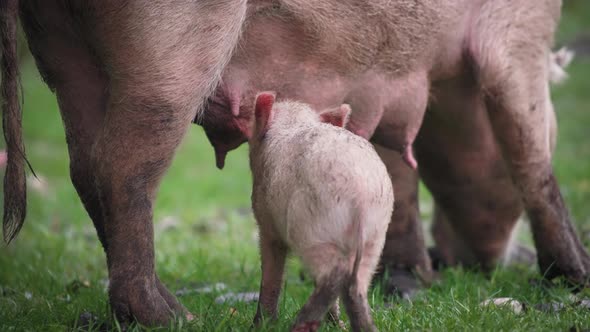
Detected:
[
  {"left": 248, "top": 94, "right": 393, "bottom": 332},
  {"left": 255, "top": 121, "right": 392, "bottom": 271}
]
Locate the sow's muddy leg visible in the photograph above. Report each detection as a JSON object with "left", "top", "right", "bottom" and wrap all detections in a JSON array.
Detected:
[
  {"left": 21, "top": 0, "right": 246, "bottom": 325},
  {"left": 472, "top": 1, "right": 590, "bottom": 285},
  {"left": 372, "top": 144, "right": 432, "bottom": 297},
  {"left": 21, "top": 4, "right": 180, "bottom": 312}
]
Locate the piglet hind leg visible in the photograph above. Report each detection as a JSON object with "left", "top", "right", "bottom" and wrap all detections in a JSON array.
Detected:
[
  {"left": 291, "top": 270, "right": 345, "bottom": 332},
  {"left": 292, "top": 245, "right": 353, "bottom": 332},
  {"left": 341, "top": 279, "right": 377, "bottom": 332},
  {"left": 476, "top": 41, "right": 590, "bottom": 286},
  {"left": 341, "top": 234, "right": 385, "bottom": 332},
  {"left": 294, "top": 243, "right": 381, "bottom": 332}
]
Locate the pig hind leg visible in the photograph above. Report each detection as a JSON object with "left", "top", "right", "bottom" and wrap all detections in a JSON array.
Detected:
[
  {"left": 470, "top": 5, "right": 590, "bottom": 284},
  {"left": 19, "top": 2, "right": 190, "bottom": 319},
  {"left": 429, "top": 205, "right": 472, "bottom": 268},
  {"left": 19, "top": 2, "right": 109, "bottom": 249},
  {"left": 84, "top": 0, "right": 246, "bottom": 325}
]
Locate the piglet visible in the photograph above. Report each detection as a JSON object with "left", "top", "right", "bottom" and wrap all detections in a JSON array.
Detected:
[{"left": 247, "top": 92, "right": 394, "bottom": 332}]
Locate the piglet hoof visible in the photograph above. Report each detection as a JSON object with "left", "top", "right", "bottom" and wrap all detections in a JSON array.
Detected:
[
  {"left": 109, "top": 277, "right": 181, "bottom": 327},
  {"left": 291, "top": 320, "right": 321, "bottom": 332}
]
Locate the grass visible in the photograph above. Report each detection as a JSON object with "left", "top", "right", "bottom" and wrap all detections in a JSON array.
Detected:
[{"left": 2, "top": 4, "right": 590, "bottom": 331}]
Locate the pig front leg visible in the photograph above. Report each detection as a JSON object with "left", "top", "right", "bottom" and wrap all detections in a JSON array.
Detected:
[
  {"left": 476, "top": 44, "right": 590, "bottom": 285},
  {"left": 373, "top": 144, "right": 433, "bottom": 297},
  {"left": 253, "top": 227, "right": 288, "bottom": 326}
]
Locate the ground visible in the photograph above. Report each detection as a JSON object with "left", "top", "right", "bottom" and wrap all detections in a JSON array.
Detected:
[{"left": 1, "top": 2, "right": 590, "bottom": 331}]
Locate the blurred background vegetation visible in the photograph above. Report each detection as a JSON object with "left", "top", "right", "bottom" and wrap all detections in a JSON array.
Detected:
[{"left": 1, "top": 1, "right": 590, "bottom": 330}]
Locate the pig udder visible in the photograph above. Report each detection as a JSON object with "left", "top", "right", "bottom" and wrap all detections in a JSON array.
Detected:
[{"left": 199, "top": 106, "right": 251, "bottom": 169}]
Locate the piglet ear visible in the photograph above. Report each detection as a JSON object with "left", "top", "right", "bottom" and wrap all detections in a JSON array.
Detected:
[
  {"left": 320, "top": 104, "right": 351, "bottom": 128},
  {"left": 253, "top": 92, "right": 276, "bottom": 139}
]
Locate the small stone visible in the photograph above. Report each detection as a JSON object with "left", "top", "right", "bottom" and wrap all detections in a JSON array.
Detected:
[
  {"left": 576, "top": 299, "right": 590, "bottom": 310},
  {"left": 568, "top": 294, "right": 579, "bottom": 303},
  {"left": 99, "top": 278, "right": 109, "bottom": 292},
  {"left": 58, "top": 293, "right": 72, "bottom": 303},
  {"left": 480, "top": 297, "right": 524, "bottom": 314},
  {"left": 534, "top": 302, "right": 565, "bottom": 313},
  {"left": 215, "top": 292, "right": 259, "bottom": 304},
  {"left": 24, "top": 292, "right": 32, "bottom": 300},
  {"left": 156, "top": 216, "right": 180, "bottom": 232},
  {"left": 175, "top": 282, "right": 227, "bottom": 297}
]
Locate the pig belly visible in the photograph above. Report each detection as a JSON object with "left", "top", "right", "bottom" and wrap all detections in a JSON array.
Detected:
[{"left": 347, "top": 71, "right": 430, "bottom": 169}]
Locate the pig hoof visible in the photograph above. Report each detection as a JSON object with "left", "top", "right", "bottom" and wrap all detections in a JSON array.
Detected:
[
  {"left": 382, "top": 268, "right": 423, "bottom": 300},
  {"left": 537, "top": 245, "right": 590, "bottom": 289},
  {"left": 155, "top": 278, "right": 194, "bottom": 320},
  {"left": 252, "top": 312, "right": 277, "bottom": 328},
  {"left": 109, "top": 278, "right": 179, "bottom": 327},
  {"left": 291, "top": 320, "right": 321, "bottom": 332},
  {"left": 428, "top": 247, "right": 448, "bottom": 271},
  {"left": 74, "top": 311, "right": 112, "bottom": 331}
]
